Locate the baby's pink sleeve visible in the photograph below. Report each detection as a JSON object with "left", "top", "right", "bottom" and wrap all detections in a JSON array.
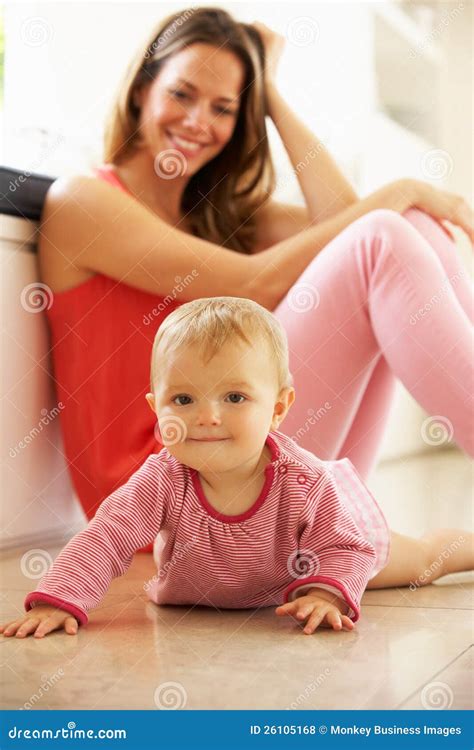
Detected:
[
  {"left": 282, "top": 471, "right": 377, "bottom": 622},
  {"left": 24, "top": 453, "right": 175, "bottom": 625}
]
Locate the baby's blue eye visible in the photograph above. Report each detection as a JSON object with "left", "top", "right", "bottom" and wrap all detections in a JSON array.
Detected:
[
  {"left": 172, "top": 395, "right": 192, "bottom": 406},
  {"left": 172, "top": 393, "right": 246, "bottom": 406},
  {"left": 226, "top": 393, "right": 245, "bottom": 404}
]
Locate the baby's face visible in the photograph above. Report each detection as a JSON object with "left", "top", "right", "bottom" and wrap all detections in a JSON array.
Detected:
[{"left": 147, "top": 339, "right": 293, "bottom": 473}]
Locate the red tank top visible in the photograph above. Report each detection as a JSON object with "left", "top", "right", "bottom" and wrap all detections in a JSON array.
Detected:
[{"left": 47, "top": 164, "right": 181, "bottom": 521}]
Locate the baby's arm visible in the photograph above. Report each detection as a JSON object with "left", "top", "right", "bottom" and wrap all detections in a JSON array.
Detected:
[
  {"left": 1, "top": 453, "right": 174, "bottom": 638},
  {"left": 278, "top": 470, "right": 377, "bottom": 632}
]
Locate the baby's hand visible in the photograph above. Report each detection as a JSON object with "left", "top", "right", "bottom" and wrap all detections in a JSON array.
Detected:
[
  {"left": 0, "top": 605, "right": 78, "bottom": 639},
  {"left": 275, "top": 590, "right": 355, "bottom": 634}
]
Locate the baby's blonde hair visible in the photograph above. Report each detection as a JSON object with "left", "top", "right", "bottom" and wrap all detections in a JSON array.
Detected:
[{"left": 149, "top": 297, "right": 293, "bottom": 394}]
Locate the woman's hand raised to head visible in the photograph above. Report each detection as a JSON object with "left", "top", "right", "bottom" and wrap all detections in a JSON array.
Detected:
[
  {"left": 0, "top": 605, "right": 79, "bottom": 639},
  {"left": 250, "top": 21, "right": 285, "bottom": 87}
]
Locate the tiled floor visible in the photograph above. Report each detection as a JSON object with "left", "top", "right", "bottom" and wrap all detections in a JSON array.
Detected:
[{"left": 1, "top": 447, "right": 472, "bottom": 710}]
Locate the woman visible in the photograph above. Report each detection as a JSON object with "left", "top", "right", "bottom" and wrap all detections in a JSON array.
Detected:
[{"left": 39, "top": 8, "right": 474, "bottom": 548}]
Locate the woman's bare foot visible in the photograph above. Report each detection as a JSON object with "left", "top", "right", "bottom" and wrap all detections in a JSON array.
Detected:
[{"left": 366, "top": 529, "right": 473, "bottom": 590}]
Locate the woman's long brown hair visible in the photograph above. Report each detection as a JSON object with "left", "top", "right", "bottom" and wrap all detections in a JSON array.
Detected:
[{"left": 103, "top": 6, "right": 276, "bottom": 253}]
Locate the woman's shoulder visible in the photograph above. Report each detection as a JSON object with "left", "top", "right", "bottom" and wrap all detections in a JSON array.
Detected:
[
  {"left": 38, "top": 164, "right": 212, "bottom": 299},
  {"left": 38, "top": 169, "right": 128, "bottom": 294},
  {"left": 44, "top": 165, "right": 125, "bottom": 203},
  {"left": 39, "top": 171, "right": 122, "bottom": 237}
]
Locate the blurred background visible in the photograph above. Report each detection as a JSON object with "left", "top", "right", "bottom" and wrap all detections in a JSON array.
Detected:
[
  {"left": 1, "top": 0, "right": 472, "bottom": 551},
  {"left": 2, "top": 1, "right": 472, "bottom": 199}
]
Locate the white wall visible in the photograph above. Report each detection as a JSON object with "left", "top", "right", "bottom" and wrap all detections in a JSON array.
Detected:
[
  {"left": 1, "top": 216, "right": 86, "bottom": 550},
  {"left": 438, "top": 0, "right": 472, "bottom": 205}
]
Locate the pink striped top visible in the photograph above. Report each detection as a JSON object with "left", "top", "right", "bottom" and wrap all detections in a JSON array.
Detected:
[{"left": 25, "top": 430, "right": 390, "bottom": 624}]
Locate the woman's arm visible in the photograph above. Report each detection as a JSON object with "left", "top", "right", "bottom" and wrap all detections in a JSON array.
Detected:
[
  {"left": 40, "top": 174, "right": 263, "bottom": 300},
  {"left": 252, "top": 179, "right": 417, "bottom": 307},
  {"left": 251, "top": 21, "right": 358, "bottom": 222},
  {"left": 251, "top": 201, "right": 313, "bottom": 251},
  {"left": 40, "top": 175, "right": 415, "bottom": 312},
  {"left": 245, "top": 22, "right": 472, "bottom": 295},
  {"left": 266, "top": 82, "right": 359, "bottom": 222}
]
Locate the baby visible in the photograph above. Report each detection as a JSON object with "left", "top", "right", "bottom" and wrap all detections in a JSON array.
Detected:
[{"left": 1, "top": 297, "right": 472, "bottom": 639}]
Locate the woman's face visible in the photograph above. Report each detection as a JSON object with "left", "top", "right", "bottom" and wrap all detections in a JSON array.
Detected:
[{"left": 135, "top": 43, "right": 245, "bottom": 175}]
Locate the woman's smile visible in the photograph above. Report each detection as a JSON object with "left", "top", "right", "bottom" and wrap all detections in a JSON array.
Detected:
[{"left": 164, "top": 129, "right": 212, "bottom": 156}]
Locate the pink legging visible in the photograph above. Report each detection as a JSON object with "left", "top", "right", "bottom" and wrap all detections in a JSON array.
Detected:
[{"left": 273, "top": 207, "right": 474, "bottom": 481}]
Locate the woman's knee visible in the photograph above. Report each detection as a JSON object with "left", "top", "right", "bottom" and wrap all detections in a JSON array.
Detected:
[
  {"left": 356, "top": 207, "right": 440, "bottom": 268},
  {"left": 401, "top": 206, "right": 451, "bottom": 242},
  {"left": 359, "top": 207, "right": 422, "bottom": 237},
  {"left": 364, "top": 206, "right": 454, "bottom": 261}
]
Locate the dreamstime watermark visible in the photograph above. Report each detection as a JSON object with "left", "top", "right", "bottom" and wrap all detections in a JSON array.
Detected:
[
  {"left": 20, "top": 549, "right": 53, "bottom": 580},
  {"left": 421, "top": 149, "right": 454, "bottom": 181},
  {"left": 8, "top": 724, "right": 126, "bottom": 740},
  {"left": 295, "top": 140, "right": 327, "bottom": 174},
  {"left": 286, "top": 16, "right": 320, "bottom": 47},
  {"left": 287, "top": 282, "right": 320, "bottom": 313},
  {"left": 420, "top": 415, "right": 454, "bottom": 447},
  {"left": 20, "top": 283, "right": 54, "bottom": 313},
  {"left": 9, "top": 403, "right": 65, "bottom": 459},
  {"left": 409, "top": 270, "right": 465, "bottom": 325},
  {"left": 144, "top": 8, "right": 196, "bottom": 58},
  {"left": 20, "top": 16, "right": 53, "bottom": 47},
  {"left": 420, "top": 681, "right": 454, "bottom": 710},
  {"left": 285, "top": 668, "right": 331, "bottom": 709},
  {"left": 274, "top": 139, "right": 332, "bottom": 194},
  {"left": 143, "top": 271, "right": 199, "bottom": 326},
  {"left": 154, "top": 149, "right": 187, "bottom": 179},
  {"left": 154, "top": 415, "right": 188, "bottom": 446},
  {"left": 287, "top": 549, "right": 321, "bottom": 579},
  {"left": 144, "top": 536, "right": 198, "bottom": 592},
  {"left": 291, "top": 403, "right": 332, "bottom": 443},
  {"left": 153, "top": 681, "right": 187, "bottom": 709},
  {"left": 409, "top": 2, "right": 464, "bottom": 60},
  {"left": 22, "top": 668, "right": 65, "bottom": 710},
  {"left": 409, "top": 534, "right": 465, "bottom": 590}
]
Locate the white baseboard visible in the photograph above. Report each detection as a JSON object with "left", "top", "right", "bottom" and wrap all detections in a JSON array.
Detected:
[{"left": 0, "top": 522, "right": 86, "bottom": 556}]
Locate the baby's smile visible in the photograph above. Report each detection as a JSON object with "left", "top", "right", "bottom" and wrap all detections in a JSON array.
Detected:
[{"left": 187, "top": 437, "right": 231, "bottom": 442}]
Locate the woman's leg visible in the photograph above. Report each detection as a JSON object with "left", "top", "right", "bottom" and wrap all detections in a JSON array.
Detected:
[
  {"left": 274, "top": 207, "right": 474, "bottom": 476},
  {"left": 336, "top": 356, "right": 396, "bottom": 480},
  {"left": 366, "top": 528, "right": 474, "bottom": 589},
  {"left": 400, "top": 208, "right": 473, "bottom": 323},
  {"left": 336, "top": 207, "right": 473, "bottom": 477}
]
